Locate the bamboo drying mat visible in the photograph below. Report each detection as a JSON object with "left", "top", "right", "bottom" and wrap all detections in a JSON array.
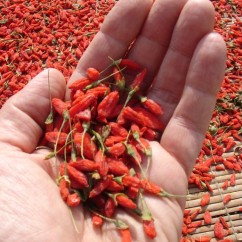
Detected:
[
  {"left": 185, "top": 142, "right": 242, "bottom": 241},
  {"left": 183, "top": 14, "right": 242, "bottom": 241}
]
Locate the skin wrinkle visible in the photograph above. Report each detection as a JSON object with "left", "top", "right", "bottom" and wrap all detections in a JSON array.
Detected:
[
  {"left": 150, "top": 52, "right": 189, "bottom": 95},
  {"left": 170, "top": 206, "right": 184, "bottom": 241},
  {"left": 0, "top": 107, "right": 41, "bottom": 152},
  {"left": 161, "top": 128, "right": 204, "bottom": 176},
  {"left": 31, "top": 151, "right": 60, "bottom": 179},
  {"left": 185, "top": 81, "right": 221, "bottom": 97},
  {"left": 149, "top": 142, "right": 188, "bottom": 206},
  {"left": 133, "top": 0, "right": 188, "bottom": 45},
  {"left": 101, "top": 0, "right": 153, "bottom": 42},
  {"left": 171, "top": 114, "right": 207, "bottom": 138},
  {"left": 17, "top": 225, "right": 66, "bottom": 242},
  {"left": 131, "top": 35, "right": 165, "bottom": 57},
  {"left": 24, "top": 68, "right": 66, "bottom": 100},
  {"left": 95, "top": 32, "right": 126, "bottom": 57},
  {"left": 14, "top": 218, "right": 77, "bottom": 242},
  {"left": 153, "top": 220, "right": 170, "bottom": 242},
  {"left": 129, "top": 35, "right": 167, "bottom": 79},
  {"left": 150, "top": 86, "right": 181, "bottom": 105},
  {"left": 147, "top": 86, "right": 181, "bottom": 125},
  {"left": 168, "top": 104, "right": 215, "bottom": 160},
  {"left": 0, "top": 69, "right": 66, "bottom": 152},
  {"left": 162, "top": 203, "right": 182, "bottom": 242},
  {"left": 173, "top": 86, "right": 217, "bottom": 134},
  {"left": 96, "top": 31, "right": 128, "bottom": 58},
  {"left": 12, "top": 94, "right": 50, "bottom": 129},
  {"left": 1, "top": 212, "right": 20, "bottom": 241},
  {"left": 178, "top": 93, "right": 215, "bottom": 125},
  {"left": 127, "top": 0, "right": 189, "bottom": 89},
  {"left": 0, "top": 156, "right": 78, "bottom": 242},
  {"left": 168, "top": 0, "right": 214, "bottom": 56},
  {"left": 167, "top": 44, "right": 193, "bottom": 61},
  {"left": 21, "top": 78, "right": 64, "bottom": 101},
  {"left": 187, "top": 36, "right": 227, "bottom": 89},
  {"left": 75, "top": 0, "right": 152, "bottom": 72},
  {"left": 2, "top": 175, "right": 38, "bottom": 224},
  {"left": 160, "top": 117, "right": 203, "bottom": 174},
  {"left": 102, "top": 219, "right": 120, "bottom": 242},
  {"left": 0, "top": 141, "right": 19, "bottom": 152},
  {"left": 173, "top": 36, "right": 227, "bottom": 122},
  {"left": 1, "top": 118, "right": 38, "bottom": 152},
  {"left": 146, "top": 197, "right": 182, "bottom": 242},
  {"left": 20, "top": 88, "right": 53, "bottom": 107}
]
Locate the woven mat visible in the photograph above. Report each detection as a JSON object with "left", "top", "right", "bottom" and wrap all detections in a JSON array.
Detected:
[{"left": 186, "top": 142, "right": 242, "bottom": 241}]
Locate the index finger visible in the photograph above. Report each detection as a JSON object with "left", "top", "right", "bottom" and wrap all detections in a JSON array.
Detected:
[{"left": 66, "top": 0, "right": 153, "bottom": 97}]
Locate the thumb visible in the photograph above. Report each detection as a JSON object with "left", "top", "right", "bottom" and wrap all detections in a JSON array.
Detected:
[{"left": 0, "top": 68, "right": 66, "bottom": 153}]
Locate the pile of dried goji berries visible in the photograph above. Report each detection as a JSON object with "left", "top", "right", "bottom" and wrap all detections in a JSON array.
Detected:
[
  {"left": 0, "top": 0, "right": 116, "bottom": 107},
  {"left": 42, "top": 59, "right": 171, "bottom": 241}
]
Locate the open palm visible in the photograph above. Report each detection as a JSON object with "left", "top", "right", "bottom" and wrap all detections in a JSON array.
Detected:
[{"left": 0, "top": 0, "right": 226, "bottom": 241}]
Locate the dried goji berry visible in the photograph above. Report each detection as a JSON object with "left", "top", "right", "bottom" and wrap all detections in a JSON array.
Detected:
[
  {"left": 69, "top": 93, "right": 96, "bottom": 118},
  {"left": 92, "top": 214, "right": 103, "bottom": 227},
  {"left": 67, "top": 193, "right": 81, "bottom": 207},
  {"left": 200, "top": 193, "right": 210, "bottom": 207},
  {"left": 143, "top": 219, "right": 157, "bottom": 239},
  {"left": 214, "top": 220, "right": 224, "bottom": 239},
  {"left": 86, "top": 67, "right": 100, "bottom": 81},
  {"left": 69, "top": 77, "right": 91, "bottom": 91},
  {"left": 69, "top": 158, "right": 99, "bottom": 172},
  {"left": 141, "top": 97, "right": 164, "bottom": 116},
  {"left": 67, "top": 165, "right": 89, "bottom": 188},
  {"left": 140, "top": 179, "right": 161, "bottom": 194},
  {"left": 104, "top": 197, "right": 116, "bottom": 218},
  {"left": 106, "top": 180, "right": 124, "bottom": 192},
  {"left": 119, "top": 228, "right": 132, "bottom": 242},
  {"left": 107, "top": 160, "right": 129, "bottom": 176},
  {"left": 118, "top": 58, "right": 141, "bottom": 71},
  {"left": 204, "top": 211, "right": 212, "bottom": 224},
  {"left": 95, "top": 149, "right": 109, "bottom": 177},
  {"left": 194, "top": 236, "right": 211, "bottom": 242},
  {"left": 230, "top": 173, "right": 236, "bottom": 186},
  {"left": 89, "top": 176, "right": 112, "bottom": 198},
  {"left": 59, "top": 178, "right": 70, "bottom": 201},
  {"left": 219, "top": 216, "right": 229, "bottom": 229},
  {"left": 97, "top": 91, "right": 119, "bottom": 122},
  {"left": 74, "top": 132, "right": 97, "bottom": 160},
  {"left": 116, "top": 194, "right": 137, "bottom": 210},
  {"left": 188, "top": 221, "right": 203, "bottom": 228},
  {"left": 223, "top": 194, "right": 232, "bottom": 205},
  {"left": 108, "top": 143, "right": 126, "bottom": 157},
  {"left": 52, "top": 98, "right": 69, "bottom": 115},
  {"left": 45, "top": 131, "right": 68, "bottom": 146},
  {"left": 221, "top": 180, "right": 229, "bottom": 190}
]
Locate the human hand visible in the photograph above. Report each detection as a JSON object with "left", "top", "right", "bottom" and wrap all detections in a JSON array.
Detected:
[{"left": 0, "top": 0, "right": 226, "bottom": 242}]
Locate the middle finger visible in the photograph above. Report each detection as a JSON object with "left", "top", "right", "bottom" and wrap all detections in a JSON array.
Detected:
[
  {"left": 148, "top": 0, "right": 215, "bottom": 125},
  {"left": 127, "top": 0, "right": 188, "bottom": 86}
]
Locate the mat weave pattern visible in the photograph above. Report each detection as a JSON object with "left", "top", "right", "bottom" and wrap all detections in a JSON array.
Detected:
[{"left": 186, "top": 142, "right": 242, "bottom": 241}]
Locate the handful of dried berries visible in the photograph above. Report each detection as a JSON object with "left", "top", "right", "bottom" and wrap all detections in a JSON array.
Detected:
[{"left": 42, "top": 58, "right": 179, "bottom": 241}]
